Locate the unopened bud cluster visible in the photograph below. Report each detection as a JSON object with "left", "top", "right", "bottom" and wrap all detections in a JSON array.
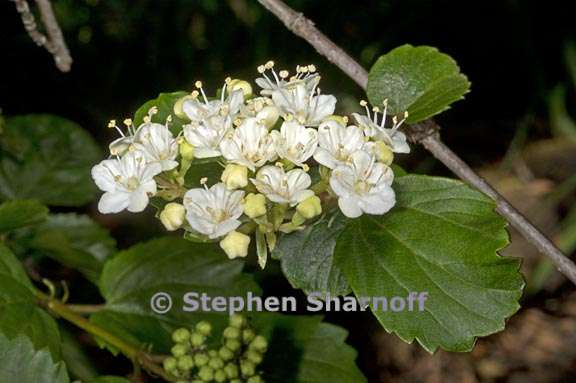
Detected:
[
  {"left": 163, "top": 315, "right": 267, "bottom": 383},
  {"left": 92, "top": 61, "right": 411, "bottom": 264}
]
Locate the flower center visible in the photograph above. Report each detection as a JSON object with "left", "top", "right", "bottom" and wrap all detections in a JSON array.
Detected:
[
  {"left": 125, "top": 176, "right": 140, "bottom": 191},
  {"left": 354, "top": 181, "right": 370, "bottom": 195}
]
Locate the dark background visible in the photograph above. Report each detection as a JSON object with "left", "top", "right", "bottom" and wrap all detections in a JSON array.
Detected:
[{"left": 2, "top": 1, "right": 576, "bottom": 382}]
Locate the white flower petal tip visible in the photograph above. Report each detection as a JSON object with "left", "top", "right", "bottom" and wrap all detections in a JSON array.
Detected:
[
  {"left": 133, "top": 122, "right": 179, "bottom": 171},
  {"left": 330, "top": 151, "right": 396, "bottom": 218},
  {"left": 251, "top": 165, "right": 314, "bottom": 206},
  {"left": 272, "top": 120, "right": 318, "bottom": 166},
  {"left": 91, "top": 151, "right": 162, "bottom": 214},
  {"left": 313, "top": 120, "right": 367, "bottom": 169},
  {"left": 184, "top": 183, "right": 245, "bottom": 239}
]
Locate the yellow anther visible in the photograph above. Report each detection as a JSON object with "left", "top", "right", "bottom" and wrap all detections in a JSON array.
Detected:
[
  {"left": 392, "top": 116, "right": 398, "bottom": 124},
  {"left": 107, "top": 120, "right": 117, "bottom": 128},
  {"left": 257, "top": 65, "right": 266, "bottom": 73},
  {"left": 194, "top": 80, "right": 203, "bottom": 89},
  {"left": 265, "top": 60, "right": 275, "bottom": 68},
  {"left": 301, "top": 164, "right": 310, "bottom": 172},
  {"left": 404, "top": 111, "right": 409, "bottom": 118},
  {"left": 279, "top": 70, "right": 289, "bottom": 78},
  {"left": 274, "top": 162, "right": 284, "bottom": 168},
  {"left": 148, "top": 106, "right": 158, "bottom": 115},
  {"left": 383, "top": 99, "right": 389, "bottom": 106},
  {"left": 123, "top": 118, "right": 132, "bottom": 126},
  {"left": 225, "top": 77, "right": 231, "bottom": 84},
  {"left": 166, "top": 115, "right": 173, "bottom": 123},
  {"left": 200, "top": 177, "right": 208, "bottom": 185},
  {"left": 372, "top": 107, "right": 380, "bottom": 113},
  {"left": 308, "top": 64, "right": 316, "bottom": 72},
  {"left": 360, "top": 100, "right": 368, "bottom": 107}
]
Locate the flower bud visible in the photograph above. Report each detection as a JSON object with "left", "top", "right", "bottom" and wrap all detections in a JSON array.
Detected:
[
  {"left": 195, "top": 321, "right": 212, "bottom": 336},
  {"left": 219, "top": 346, "right": 235, "bottom": 361},
  {"left": 214, "top": 370, "right": 227, "bottom": 383},
  {"left": 160, "top": 203, "right": 186, "bottom": 231},
  {"left": 247, "top": 376, "right": 263, "bottom": 383},
  {"left": 242, "top": 328, "right": 256, "bottom": 343},
  {"left": 229, "top": 314, "right": 246, "bottom": 328},
  {"left": 174, "top": 95, "right": 196, "bottom": 120},
  {"left": 256, "top": 105, "right": 280, "bottom": 128},
  {"left": 224, "top": 363, "right": 240, "bottom": 379},
  {"left": 296, "top": 195, "right": 322, "bottom": 219},
  {"left": 249, "top": 336, "right": 268, "bottom": 352},
  {"left": 163, "top": 356, "right": 178, "bottom": 372},
  {"left": 177, "top": 355, "right": 194, "bottom": 371},
  {"left": 228, "top": 79, "right": 253, "bottom": 98},
  {"left": 171, "top": 343, "right": 189, "bottom": 357},
  {"left": 221, "top": 164, "right": 248, "bottom": 189},
  {"left": 223, "top": 326, "right": 241, "bottom": 339},
  {"left": 240, "top": 360, "right": 256, "bottom": 377},
  {"left": 243, "top": 193, "right": 267, "bottom": 218},
  {"left": 194, "top": 353, "right": 209, "bottom": 367},
  {"left": 245, "top": 350, "right": 263, "bottom": 365},
  {"left": 219, "top": 231, "right": 251, "bottom": 259},
  {"left": 190, "top": 333, "right": 206, "bottom": 347},
  {"left": 372, "top": 141, "right": 394, "bottom": 165},
  {"left": 209, "top": 356, "right": 224, "bottom": 369},
  {"left": 198, "top": 366, "right": 214, "bottom": 381},
  {"left": 179, "top": 139, "right": 195, "bottom": 161},
  {"left": 172, "top": 328, "right": 191, "bottom": 343},
  {"left": 226, "top": 339, "right": 241, "bottom": 351}
]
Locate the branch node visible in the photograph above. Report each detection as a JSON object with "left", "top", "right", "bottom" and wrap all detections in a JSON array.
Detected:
[{"left": 403, "top": 120, "right": 440, "bottom": 144}]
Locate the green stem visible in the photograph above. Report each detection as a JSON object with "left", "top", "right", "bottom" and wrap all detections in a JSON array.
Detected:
[
  {"left": 65, "top": 304, "right": 105, "bottom": 314},
  {"left": 35, "top": 290, "right": 175, "bottom": 382}
]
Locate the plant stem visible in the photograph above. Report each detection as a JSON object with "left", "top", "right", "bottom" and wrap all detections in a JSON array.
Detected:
[
  {"left": 35, "top": 290, "right": 175, "bottom": 382},
  {"left": 66, "top": 303, "right": 105, "bottom": 314},
  {"left": 256, "top": 0, "right": 576, "bottom": 286}
]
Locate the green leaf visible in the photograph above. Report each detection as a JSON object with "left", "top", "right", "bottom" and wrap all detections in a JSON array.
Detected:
[
  {"left": 27, "top": 214, "right": 117, "bottom": 283},
  {"left": 95, "top": 237, "right": 260, "bottom": 352},
  {"left": 334, "top": 175, "right": 523, "bottom": 352},
  {"left": 0, "top": 199, "right": 48, "bottom": 233},
  {"left": 184, "top": 159, "right": 224, "bottom": 188},
  {"left": 367, "top": 45, "right": 471, "bottom": 123},
  {"left": 133, "top": 91, "right": 189, "bottom": 134},
  {"left": 0, "top": 115, "right": 102, "bottom": 206},
  {"left": 60, "top": 328, "right": 98, "bottom": 382},
  {"left": 0, "top": 334, "right": 70, "bottom": 383},
  {"left": 0, "top": 244, "right": 62, "bottom": 359},
  {"left": 273, "top": 212, "right": 351, "bottom": 296},
  {"left": 252, "top": 314, "right": 366, "bottom": 383}
]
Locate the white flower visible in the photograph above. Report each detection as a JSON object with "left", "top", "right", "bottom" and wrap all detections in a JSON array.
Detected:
[
  {"left": 91, "top": 151, "right": 162, "bottom": 214},
  {"left": 133, "top": 122, "right": 179, "bottom": 171},
  {"left": 182, "top": 81, "right": 244, "bottom": 158},
  {"left": 184, "top": 183, "right": 245, "bottom": 239},
  {"left": 251, "top": 165, "right": 314, "bottom": 206},
  {"left": 271, "top": 120, "right": 318, "bottom": 166},
  {"left": 107, "top": 118, "right": 140, "bottom": 156},
  {"left": 352, "top": 100, "right": 410, "bottom": 153},
  {"left": 255, "top": 61, "right": 320, "bottom": 96},
  {"left": 239, "top": 97, "right": 280, "bottom": 128},
  {"left": 272, "top": 83, "right": 336, "bottom": 126},
  {"left": 313, "top": 120, "right": 367, "bottom": 169},
  {"left": 219, "top": 118, "right": 277, "bottom": 171},
  {"left": 330, "top": 150, "right": 395, "bottom": 218}
]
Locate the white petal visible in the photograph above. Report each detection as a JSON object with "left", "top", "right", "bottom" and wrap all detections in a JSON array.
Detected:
[
  {"left": 98, "top": 192, "right": 130, "bottom": 214},
  {"left": 338, "top": 196, "right": 363, "bottom": 218},
  {"left": 127, "top": 189, "right": 150, "bottom": 212},
  {"left": 313, "top": 147, "right": 338, "bottom": 169},
  {"left": 359, "top": 187, "right": 396, "bottom": 215}
]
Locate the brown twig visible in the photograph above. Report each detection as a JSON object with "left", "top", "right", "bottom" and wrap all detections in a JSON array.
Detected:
[
  {"left": 256, "top": 0, "right": 576, "bottom": 285},
  {"left": 13, "top": 0, "right": 72, "bottom": 72}
]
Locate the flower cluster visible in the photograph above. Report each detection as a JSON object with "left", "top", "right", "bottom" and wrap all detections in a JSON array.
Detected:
[
  {"left": 163, "top": 315, "right": 267, "bottom": 383},
  {"left": 91, "top": 61, "right": 409, "bottom": 261}
]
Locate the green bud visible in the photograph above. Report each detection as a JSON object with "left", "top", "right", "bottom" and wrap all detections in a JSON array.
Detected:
[
  {"left": 171, "top": 343, "right": 189, "bottom": 357},
  {"left": 296, "top": 195, "right": 322, "bottom": 219},
  {"left": 198, "top": 365, "right": 214, "bottom": 381},
  {"left": 172, "top": 328, "right": 191, "bottom": 343},
  {"left": 250, "top": 336, "right": 268, "bottom": 352},
  {"left": 163, "top": 356, "right": 178, "bottom": 371},
  {"left": 176, "top": 380, "right": 189, "bottom": 383},
  {"left": 223, "top": 326, "right": 241, "bottom": 339},
  {"left": 194, "top": 353, "right": 209, "bottom": 367},
  {"left": 245, "top": 350, "right": 263, "bottom": 365},
  {"left": 208, "top": 350, "right": 218, "bottom": 357},
  {"left": 177, "top": 355, "right": 195, "bottom": 371},
  {"left": 174, "top": 95, "right": 195, "bottom": 120},
  {"left": 179, "top": 139, "right": 195, "bottom": 161},
  {"left": 243, "top": 193, "right": 267, "bottom": 218},
  {"left": 224, "top": 363, "right": 239, "bottom": 379},
  {"left": 247, "top": 376, "right": 263, "bottom": 383},
  {"left": 240, "top": 360, "right": 256, "bottom": 377},
  {"left": 226, "top": 339, "right": 241, "bottom": 351},
  {"left": 228, "top": 79, "right": 253, "bottom": 98},
  {"left": 229, "top": 314, "right": 246, "bottom": 328},
  {"left": 242, "top": 329, "right": 256, "bottom": 343},
  {"left": 208, "top": 356, "right": 224, "bottom": 369},
  {"left": 230, "top": 380, "right": 242, "bottom": 383},
  {"left": 219, "top": 346, "right": 235, "bottom": 361},
  {"left": 191, "top": 381, "right": 204, "bottom": 383},
  {"left": 214, "top": 369, "right": 227, "bottom": 383},
  {"left": 190, "top": 332, "right": 206, "bottom": 347},
  {"left": 196, "top": 321, "right": 212, "bottom": 336}
]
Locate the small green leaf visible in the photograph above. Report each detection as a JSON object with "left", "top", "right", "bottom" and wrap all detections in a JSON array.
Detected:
[
  {"left": 27, "top": 214, "right": 117, "bottom": 283},
  {"left": 367, "top": 45, "right": 471, "bottom": 123},
  {"left": 0, "top": 115, "right": 102, "bottom": 206},
  {"left": 0, "top": 244, "right": 62, "bottom": 359},
  {"left": 0, "top": 334, "right": 70, "bottom": 383},
  {"left": 0, "top": 199, "right": 48, "bottom": 233},
  {"left": 184, "top": 159, "right": 224, "bottom": 188},
  {"left": 95, "top": 237, "right": 260, "bottom": 352},
  {"left": 334, "top": 175, "right": 523, "bottom": 352},
  {"left": 133, "top": 91, "right": 189, "bottom": 134},
  {"left": 272, "top": 212, "right": 350, "bottom": 296},
  {"left": 252, "top": 314, "right": 366, "bottom": 383}
]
